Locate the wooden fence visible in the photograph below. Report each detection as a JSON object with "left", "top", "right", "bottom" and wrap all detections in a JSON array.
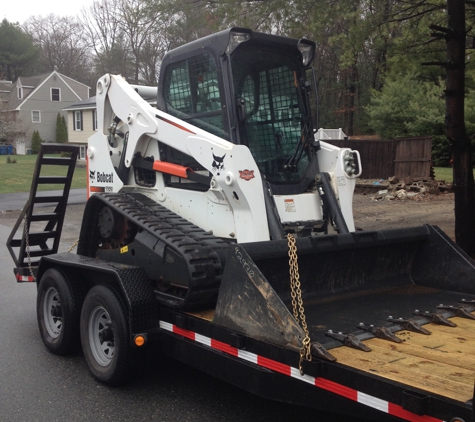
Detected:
[{"left": 325, "top": 136, "right": 432, "bottom": 180}]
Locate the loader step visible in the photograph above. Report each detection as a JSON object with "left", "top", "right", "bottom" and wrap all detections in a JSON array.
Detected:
[{"left": 6, "top": 143, "right": 79, "bottom": 279}]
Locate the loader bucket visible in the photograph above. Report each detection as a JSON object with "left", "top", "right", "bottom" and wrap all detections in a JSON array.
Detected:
[{"left": 214, "top": 225, "right": 475, "bottom": 349}]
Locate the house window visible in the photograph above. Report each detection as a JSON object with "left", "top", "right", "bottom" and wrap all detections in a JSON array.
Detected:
[
  {"left": 74, "top": 110, "right": 83, "bottom": 131},
  {"left": 92, "top": 109, "right": 98, "bottom": 131},
  {"left": 80, "top": 145, "right": 86, "bottom": 160},
  {"left": 51, "top": 88, "right": 61, "bottom": 102},
  {"left": 18, "top": 87, "right": 23, "bottom": 99},
  {"left": 32, "top": 110, "right": 41, "bottom": 123}
]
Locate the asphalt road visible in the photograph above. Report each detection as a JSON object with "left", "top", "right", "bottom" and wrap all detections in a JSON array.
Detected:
[
  {"left": 0, "top": 204, "right": 363, "bottom": 422},
  {"left": 0, "top": 189, "right": 87, "bottom": 212}
]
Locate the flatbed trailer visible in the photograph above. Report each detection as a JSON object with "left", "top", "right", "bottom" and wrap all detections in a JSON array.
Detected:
[{"left": 29, "top": 222, "right": 475, "bottom": 422}]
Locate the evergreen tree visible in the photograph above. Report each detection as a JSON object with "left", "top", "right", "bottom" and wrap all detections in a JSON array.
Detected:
[
  {"left": 31, "top": 130, "right": 42, "bottom": 154},
  {"left": 55, "top": 113, "right": 68, "bottom": 144},
  {"left": 0, "top": 19, "right": 39, "bottom": 80},
  {"left": 61, "top": 116, "right": 68, "bottom": 143}
]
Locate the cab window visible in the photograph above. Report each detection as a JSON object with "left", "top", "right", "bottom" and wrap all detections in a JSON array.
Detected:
[{"left": 164, "top": 53, "right": 226, "bottom": 139}]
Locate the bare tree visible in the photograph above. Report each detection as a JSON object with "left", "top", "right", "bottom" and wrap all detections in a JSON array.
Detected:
[
  {"left": 80, "top": 0, "right": 131, "bottom": 79},
  {"left": 80, "top": 0, "right": 170, "bottom": 84},
  {"left": 116, "top": 0, "right": 160, "bottom": 83},
  {"left": 24, "top": 15, "right": 91, "bottom": 82},
  {"left": 139, "top": 31, "right": 169, "bottom": 86},
  {"left": 0, "top": 102, "right": 28, "bottom": 146}
]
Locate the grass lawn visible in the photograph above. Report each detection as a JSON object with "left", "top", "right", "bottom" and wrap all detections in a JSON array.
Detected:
[
  {"left": 0, "top": 152, "right": 466, "bottom": 195},
  {"left": 0, "top": 153, "right": 86, "bottom": 194},
  {"left": 433, "top": 167, "right": 454, "bottom": 182}
]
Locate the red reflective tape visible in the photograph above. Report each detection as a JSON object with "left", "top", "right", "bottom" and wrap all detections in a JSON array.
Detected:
[
  {"left": 157, "top": 115, "right": 196, "bottom": 134},
  {"left": 90, "top": 186, "right": 105, "bottom": 193},
  {"left": 388, "top": 403, "right": 443, "bottom": 422},
  {"left": 211, "top": 339, "right": 238, "bottom": 356},
  {"left": 315, "top": 377, "right": 358, "bottom": 402},
  {"left": 161, "top": 321, "right": 445, "bottom": 422},
  {"left": 173, "top": 326, "right": 195, "bottom": 341},
  {"left": 257, "top": 355, "right": 291, "bottom": 376},
  {"left": 16, "top": 274, "right": 35, "bottom": 282},
  {"left": 152, "top": 161, "right": 190, "bottom": 178}
]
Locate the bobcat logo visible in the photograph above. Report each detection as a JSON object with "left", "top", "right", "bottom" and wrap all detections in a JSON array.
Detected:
[
  {"left": 212, "top": 153, "right": 226, "bottom": 176},
  {"left": 89, "top": 170, "right": 96, "bottom": 180}
]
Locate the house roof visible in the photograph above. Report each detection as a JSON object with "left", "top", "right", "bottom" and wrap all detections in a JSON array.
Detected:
[
  {"left": 63, "top": 96, "right": 97, "bottom": 111},
  {"left": 4, "top": 71, "right": 90, "bottom": 111}
]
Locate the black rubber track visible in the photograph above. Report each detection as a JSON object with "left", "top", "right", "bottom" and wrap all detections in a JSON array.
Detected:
[{"left": 77, "top": 192, "right": 230, "bottom": 310}]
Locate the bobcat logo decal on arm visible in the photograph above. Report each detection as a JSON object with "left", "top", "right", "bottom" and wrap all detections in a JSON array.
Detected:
[{"left": 211, "top": 153, "right": 226, "bottom": 176}]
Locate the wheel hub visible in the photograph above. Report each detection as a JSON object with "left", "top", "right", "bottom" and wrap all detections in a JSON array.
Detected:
[
  {"left": 88, "top": 306, "right": 115, "bottom": 366},
  {"left": 99, "top": 325, "right": 114, "bottom": 343},
  {"left": 50, "top": 304, "right": 62, "bottom": 318},
  {"left": 43, "top": 287, "right": 62, "bottom": 338}
]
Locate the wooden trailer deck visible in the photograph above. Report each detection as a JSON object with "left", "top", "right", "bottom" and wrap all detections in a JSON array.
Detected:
[
  {"left": 189, "top": 283, "right": 475, "bottom": 404},
  {"left": 331, "top": 317, "right": 475, "bottom": 403},
  {"left": 296, "top": 283, "right": 475, "bottom": 404}
]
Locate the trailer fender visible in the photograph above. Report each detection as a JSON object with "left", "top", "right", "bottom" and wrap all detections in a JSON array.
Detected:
[{"left": 36, "top": 253, "right": 158, "bottom": 340}]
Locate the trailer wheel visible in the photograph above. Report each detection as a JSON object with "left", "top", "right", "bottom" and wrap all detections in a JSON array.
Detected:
[
  {"left": 80, "top": 284, "right": 131, "bottom": 386},
  {"left": 37, "top": 268, "right": 85, "bottom": 355}
]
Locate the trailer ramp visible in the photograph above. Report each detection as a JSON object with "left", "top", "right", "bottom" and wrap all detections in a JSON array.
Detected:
[{"left": 6, "top": 143, "right": 79, "bottom": 281}]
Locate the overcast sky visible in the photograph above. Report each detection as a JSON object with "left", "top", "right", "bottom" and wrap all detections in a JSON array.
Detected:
[{"left": 2, "top": 0, "right": 94, "bottom": 25}]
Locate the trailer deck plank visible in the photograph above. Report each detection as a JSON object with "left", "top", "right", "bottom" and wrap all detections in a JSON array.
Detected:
[
  {"left": 396, "top": 324, "right": 475, "bottom": 354},
  {"left": 368, "top": 333, "right": 475, "bottom": 371},
  {"left": 330, "top": 327, "right": 475, "bottom": 402},
  {"left": 424, "top": 316, "right": 475, "bottom": 339},
  {"left": 331, "top": 346, "right": 473, "bottom": 402}
]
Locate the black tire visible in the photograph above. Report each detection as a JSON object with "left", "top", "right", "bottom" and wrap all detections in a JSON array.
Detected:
[
  {"left": 37, "top": 268, "right": 85, "bottom": 355},
  {"left": 80, "top": 284, "right": 131, "bottom": 386}
]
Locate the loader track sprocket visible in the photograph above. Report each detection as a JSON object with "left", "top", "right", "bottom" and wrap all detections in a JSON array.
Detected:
[{"left": 78, "top": 192, "right": 230, "bottom": 310}]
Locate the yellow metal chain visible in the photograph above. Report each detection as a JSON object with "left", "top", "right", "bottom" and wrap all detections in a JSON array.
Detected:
[
  {"left": 287, "top": 233, "right": 312, "bottom": 375},
  {"left": 23, "top": 213, "right": 35, "bottom": 278},
  {"left": 67, "top": 239, "right": 79, "bottom": 253}
]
